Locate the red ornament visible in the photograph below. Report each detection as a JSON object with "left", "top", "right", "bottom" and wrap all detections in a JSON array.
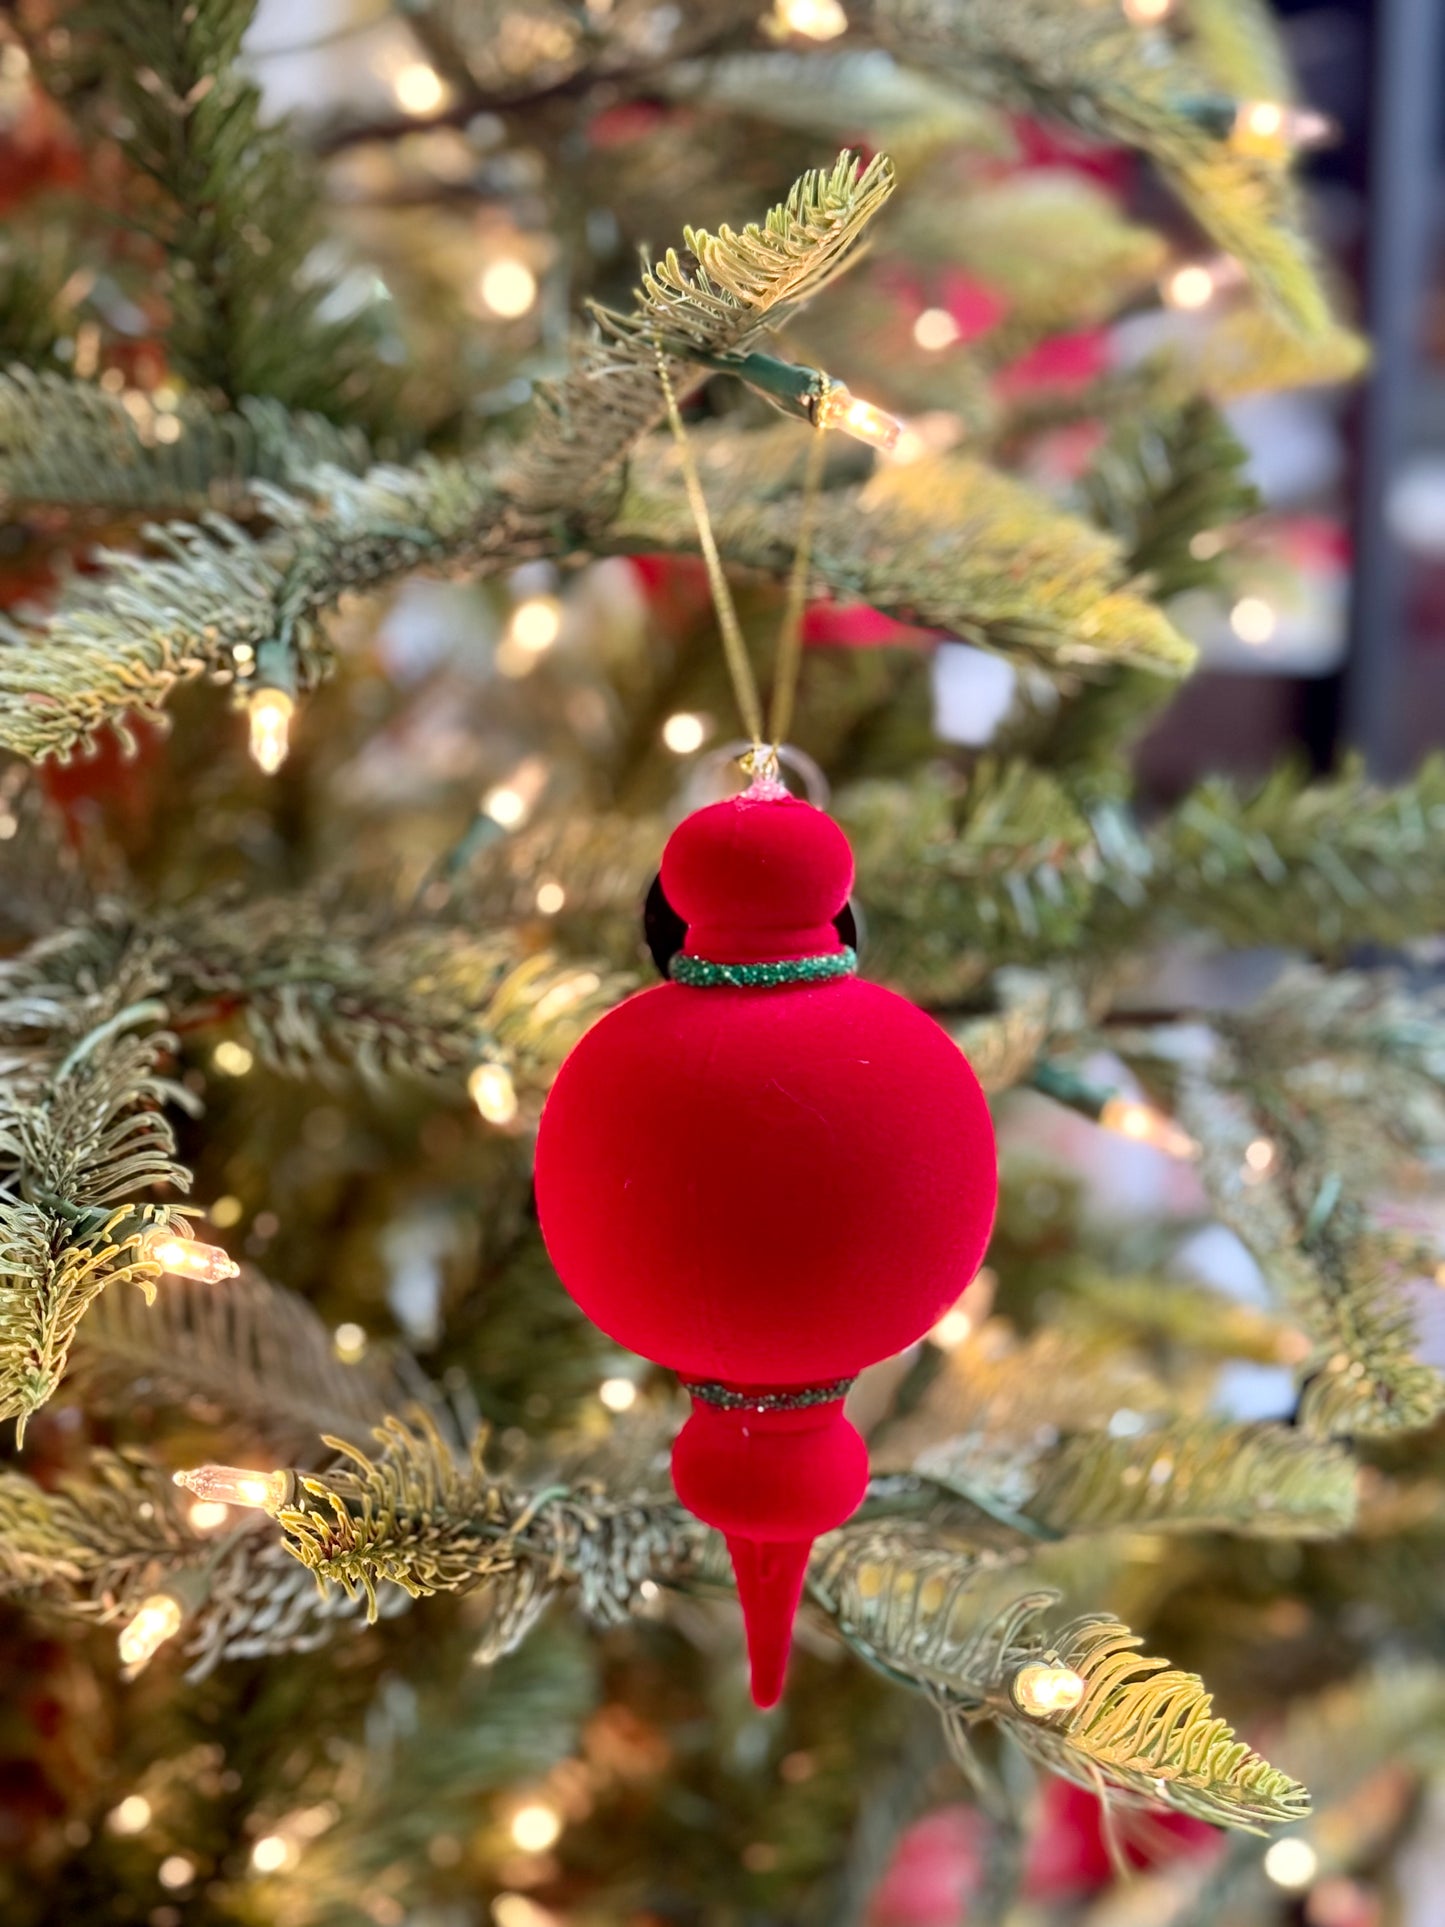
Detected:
[{"left": 535, "top": 789, "right": 997, "bottom": 1704}]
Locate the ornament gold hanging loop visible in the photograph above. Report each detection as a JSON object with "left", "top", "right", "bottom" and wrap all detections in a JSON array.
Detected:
[{"left": 651, "top": 332, "right": 830, "bottom": 782}]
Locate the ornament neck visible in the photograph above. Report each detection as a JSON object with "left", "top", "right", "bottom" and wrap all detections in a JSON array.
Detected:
[
  {"left": 682, "top": 1377, "right": 855, "bottom": 1414},
  {"left": 670, "top": 947, "right": 857, "bottom": 989},
  {"left": 681, "top": 923, "right": 846, "bottom": 966}
]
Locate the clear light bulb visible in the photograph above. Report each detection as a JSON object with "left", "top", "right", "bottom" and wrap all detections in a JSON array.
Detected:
[
  {"left": 1098, "top": 1097, "right": 1200, "bottom": 1161},
  {"left": 1233, "top": 100, "right": 1334, "bottom": 157},
  {"left": 145, "top": 1232, "right": 240, "bottom": 1284},
  {"left": 771, "top": 0, "right": 848, "bottom": 37},
  {"left": 1011, "top": 1661, "right": 1087, "bottom": 1717},
  {"left": 508, "top": 596, "right": 563, "bottom": 654},
  {"left": 174, "top": 1465, "right": 293, "bottom": 1512},
  {"left": 509, "top": 1801, "right": 563, "bottom": 1852},
  {"left": 118, "top": 1593, "right": 184, "bottom": 1669},
  {"left": 469, "top": 1061, "right": 519, "bottom": 1125},
  {"left": 248, "top": 688, "right": 294, "bottom": 775},
  {"left": 818, "top": 385, "right": 904, "bottom": 453}
]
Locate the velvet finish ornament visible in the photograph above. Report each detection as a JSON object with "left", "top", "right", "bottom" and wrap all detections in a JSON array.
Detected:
[{"left": 534, "top": 788, "right": 997, "bottom": 1705}]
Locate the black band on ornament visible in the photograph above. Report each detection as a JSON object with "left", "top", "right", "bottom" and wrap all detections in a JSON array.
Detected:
[{"left": 682, "top": 1377, "right": 856, "bottom": 1412}]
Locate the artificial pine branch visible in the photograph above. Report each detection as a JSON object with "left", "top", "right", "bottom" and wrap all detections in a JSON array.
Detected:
[
  {"left": 1146, "top": 757, "right": 1445, "bottom": 951},
  {"left": 1078, "top": 397, "right": 1260, "bottom": 600},
  {"left": 861, "top": 0, "right": 1329, "bottom": 334},
  {"left": 74, "top": 1266, "right": 440, "bottom": 1458},
  {"left": 809, "top": 1546, "right": 1309, "bottom": 1829},
  {"left": 898, "top": 1420, "right": 1357, "bottom": 1541},
  {"left": 31, "top": 0, "right": 398, "bottom": 427},
  {"left": 0, "top": 369, "right": 372, "bottom": 515},
  {"left": 612, "top": 448, "right": 1197, "bottom": 678}
]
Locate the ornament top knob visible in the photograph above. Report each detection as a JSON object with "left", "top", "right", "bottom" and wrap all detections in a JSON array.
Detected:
[{"left": 660, "top": 794, "right": 853, "bottom": 965}]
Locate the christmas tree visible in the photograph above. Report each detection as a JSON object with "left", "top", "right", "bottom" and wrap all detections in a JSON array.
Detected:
[{"left": 0, "top": 3, "right": 1438, "bottom": 1923}]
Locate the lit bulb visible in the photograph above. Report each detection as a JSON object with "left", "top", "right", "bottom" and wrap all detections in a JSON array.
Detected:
[
  {"left": 480, "top": 258, "right": 538, "bottom": 319},
  {"left": 599, "top": 1376, "right": 637, "bottom": 1412},
  {"left": 469, "top": 1060, "right": 519, "bottom": 1125},
  {"left": 508, "top": 596, "right": 562, "bottom": 654},
  {"left": 771, "top": 0, "right": 848, "bottom": 37},
  {"left": 818, "top": 385, "right": 904, "bottom": 454},
  {"left": 212, "top": 1039, "right": 254, "bottom": 1076},
  {"left": 1123, "top": 0, "right": 1173, "bottom": 19},
  {"left": 392, "top": 62, "right": 445, "bottom": 115},
  {"left": 1098, "top": 1097, "right": 1200, "bottom": 1161},
  {"left": 158, "top": 1856, "right": 195, "bottom": 1891},
  {"left": 188, "top": 1500, "right": 231, "bottom": 1532},
  {"left": 1011, "top": 1661, "right": 1087, "bottom": 1718},
  {"left": 1232, "top": 100, "right": 1333, "bottom": 157},
  {"left": 535, "top": 881, "right": 566, "bottom": 916},
  {"left": 1163, "top": 263, "right": 1216, "bottom": 310},
  {"left": 509, "top": 1801, "right": 562, "bottom": 1852},
  {"left": 661, "top": 711, "right": 707, "bottom": 754},
  {"left": 248, "top": 688, "right": 294, "bottom": 775},
  {"left": 1263, "top": 1838, "right": 1318, "bottom": 1889},
  {"left": 1230, "top": 596, "right": 1277, "bottom": 645},
  {"left": 174, "top": 1465, "right": 293, "bottom": 1512},
  {"left": 144, "top": 1232, "right": 240, "bottom": 1284},
  {"left": 483, "top": 785, "right": 528, "bottom": 829},
  {"left": 1244, "top": 1137, "right": 1277, "bottom": 1176},
  {"left": 912, "top": 308, "right": 961, "bottom": 352},
  {"left": 108, "top": 1794, "right": 152, "bottom": 1834},
  {"left": 251, "top": 1833, "right": 292, "bottom": 1873},
  {"left": 929, "top": 1305, "right": 974, "bottom": 1350},
  {"left": 333, "top": 1321, "right": 368, "bottom": 1362},
  {"left": 118, "top": 1593, "right": 183, "bottom": 1669}
]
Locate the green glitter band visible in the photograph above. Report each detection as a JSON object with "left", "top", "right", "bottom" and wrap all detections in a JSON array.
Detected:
[
  {"left": 683, "top": 1378, "right": 856, "bottom": 1413},
  {"left": 670, "top": 947, "right": 857, "bottom": 989}
]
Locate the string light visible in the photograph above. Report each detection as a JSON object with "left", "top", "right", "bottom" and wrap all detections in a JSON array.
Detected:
[
  {"left": 479, "top": 259, "right": 538, "bottom": 319},
  {"left": 493, "top": 1899, "right": 559, "bottom": 1927},
  {"left": 1123, "top": 0, "right": 1173, "bottom": 18},
  {"left": 1230, "top": 596, "right": 1278, "bottom": 645},
  {"left": 1098, "top": 1096, "right": 1200, "bottom": 1162},
  {"left": 333, "top": 1322, "right": 368, "bottom": 1362},
  {"left": 599, "top": 1376, "right": 637, "bottom": 1412},
  {"left": 1242, "top": 1137, "right": 1277, "bottom": 1185},
  {"left": 108, "top": 1795, "right": 152, "bottom": 1835},
  {"left": 1263, "top": 1838, "right": 1318, "bottom": 1889},
  {"left": 509, "top": 596, "right": 563, "bottom": 654},
  {"left": 929, "top": 1304, "right": 974, "bottom": 1350},
  {"left": 188, "top": 1500, "right": 231, "bottom": 1532},
  {"left": 392, "top": 62, "right": 445, "bottom": 115},
  {"left": 509, "top": 1801, "right": 563, "bottom": 1852},
  {"left": 535, "top": 881, "right": 566, "bottom": 916},
  {"left": 251, "top": 1834, "right": 292, "bottom": 1873},
  {"left": 1163, "top": 263, "right": 1217, "bottom": 310},
  {"left": 818, "top": 385, "right": 904, "bottom": 454},
  {"left": 144, "top": 1231, "right": 240, "bottom": 1284},
  {"left": 662, "top": 712, "right": 707, "bottom": 754},
  {"left": 912, "top": 308, "right": 961, "bottom": 352},
  {"left": 248, "top": 687, "right": 294, "bottom": 774},
  {"left": 118, "top": 1592, "right": 184, "bottom": 1669},
  {"left": 210, "top": 1194, "right": 244, "bottom": 1228},
  {"left": 212, "top": 1040, "right": 254, "bottom": 1076},
  {"left": 770, "top": 0, "right": 848, "bottom": 36},
  {"left": 469, "top": 1060, "right": 519, "bottom": 1125},
  {"left": 1011, "top": 1661, "right": 1087, "bottom": 1718},
  {"left": 1232, "top": 100, "right": 1333, "bottom": 158},
  {"left": 158, "top": 1856, "right": 195, "bottom": 1891},
  {"left": 174, "top": 1465, "right": 293, "bottom": 1512}
]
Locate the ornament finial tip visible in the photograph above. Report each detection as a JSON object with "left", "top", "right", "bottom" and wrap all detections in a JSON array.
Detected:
[{"left": 727, "top": 1534, "right": 813, "bottom": 1708}]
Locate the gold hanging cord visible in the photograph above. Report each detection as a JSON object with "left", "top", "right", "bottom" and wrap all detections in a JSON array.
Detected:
[{"left": 652, "top": 334, "right": 830, "bottom": 777}]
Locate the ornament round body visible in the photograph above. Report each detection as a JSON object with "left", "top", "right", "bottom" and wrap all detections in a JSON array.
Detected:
[{"left": 535, "top": 790, "right": 997, "bottom": 1703}]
